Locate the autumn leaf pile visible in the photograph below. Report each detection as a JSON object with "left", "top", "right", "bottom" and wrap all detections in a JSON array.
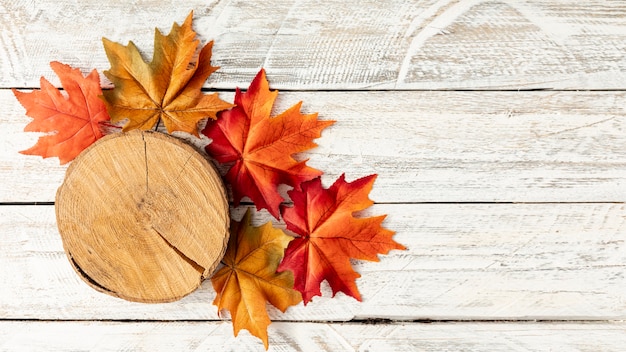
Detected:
[{"left": 14, "top": 12, "right": 405, "bottom": 349}]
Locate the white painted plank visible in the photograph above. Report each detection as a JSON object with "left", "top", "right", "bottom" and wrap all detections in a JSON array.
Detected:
[
  {"left": 3, "top": 90, "right": 626, "bottom": 203},
  {"left": 2, "top": 203, "right": 626, "bottom": 320},
  {"left": 1, "top": 0, "right": 625, "bottom": 89},
  {"left": 1, "top": 321, "right": 626, "bottom": 351},
  {"left": 332, "top": 322, "right": 626, "bottom": 352}
]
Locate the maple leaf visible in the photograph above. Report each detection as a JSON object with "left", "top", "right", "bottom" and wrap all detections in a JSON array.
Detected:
[
  {"left": 101, "top": 11, "right": 232, "bottom": 136},
  {"left": 277, "top": 174, "right": 405, "bottom": 304},
  {"left": 211, "top": 209, "right": 302, "bottom": 349},
  {"left": 13, "top": 61, "right": 110, "bottom": 165},
  {"left": 202, "top": 69, "right": 334, "bottom": 218}
]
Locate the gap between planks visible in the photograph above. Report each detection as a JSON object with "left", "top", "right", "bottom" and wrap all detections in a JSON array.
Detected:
[
  {"left": 3, "top": 201, "right": 626, "bottom": 207},
  {"left": 1, "top": 318, "right": 624, "bottom": 324},
  {"left": 3, "top": 87, "right": 626, "bottom": 93}
]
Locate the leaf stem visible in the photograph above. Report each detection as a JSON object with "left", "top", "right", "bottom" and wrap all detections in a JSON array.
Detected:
[
  {"left": 100, "top": 122, "right": 122, "bottom": 130},
  {"left": 154, "top": 116, "right": 161, "bottom": 132}
]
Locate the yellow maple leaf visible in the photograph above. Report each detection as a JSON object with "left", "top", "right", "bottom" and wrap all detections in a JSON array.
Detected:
[
  {"left": 101, "top": 11, "right": 232, "bottom": 136},
  {"left": 211, "top": 209, "right": 302, "bottom": 349}
]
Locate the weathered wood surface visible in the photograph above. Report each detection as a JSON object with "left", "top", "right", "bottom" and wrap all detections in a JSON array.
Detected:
[
  {"left": 2, "top": 0, "right": 626, "bottom": 350},
  {"left": 3, "top": 203, "right": 626, "bottom": 320},
  {"left": 1, "top": 1, "right": 625, "bottom": 90},
  {"left": 2, "top": 321, "right": 626, "bottom": 351},
  {"left": 3, "top": 90, "right": 626, "bottom": 203}
]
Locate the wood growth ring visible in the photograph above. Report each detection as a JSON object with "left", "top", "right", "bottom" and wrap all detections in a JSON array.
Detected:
[{"left": 55, "top": 130, "right": 229, "bottom": 303}]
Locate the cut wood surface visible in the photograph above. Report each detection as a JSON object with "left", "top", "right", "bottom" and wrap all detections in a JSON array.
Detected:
[
  {"left": 3, "top": 90, "right": 626, "bottom": 203},
  {"left": 56, "top": 131, "right": 229, "bottom": 303},
  {"left": 2, "top": 321, "right": 626, "bottom": 352},
  {"left": 1, "top": 0, "right": 625, "bottom": 90}
]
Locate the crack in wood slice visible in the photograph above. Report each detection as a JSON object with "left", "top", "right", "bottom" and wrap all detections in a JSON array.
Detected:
[
  {"left": 55, "top": 130, "right": 229, "bottom": 303},
  {"left": 151, "top": 226, "right": 206, "bottom": 277}
]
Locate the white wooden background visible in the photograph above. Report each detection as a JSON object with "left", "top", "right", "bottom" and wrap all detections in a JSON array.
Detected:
[{"left": 2, "top": 0, "right": 626, "bottom": 351}]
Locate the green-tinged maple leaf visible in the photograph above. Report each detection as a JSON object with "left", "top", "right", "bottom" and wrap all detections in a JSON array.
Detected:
[{"left": 101, "top": 11, "right": 232, "bottom": 136}]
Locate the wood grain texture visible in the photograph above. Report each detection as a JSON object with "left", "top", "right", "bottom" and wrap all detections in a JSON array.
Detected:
[
  {"left": 3, "top": 0, "right": 626, "bottom": 349},
  {"left": 2, "top": 203, "right": 626, "bottom": 321},
  {"left": 3, "top": 90, "right": 626, "bottom": 203},
  {"left": 56, "top": 131, "right": 229, "bottom": 303},
  {"left": 1, "top": 0, "right": 625, "bottom": 90},
  {"left": 1, "top": 321, "right": 625, "bottom": 351}
]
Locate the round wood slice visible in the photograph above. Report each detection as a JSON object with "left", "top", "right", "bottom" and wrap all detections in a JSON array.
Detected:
[{"left": 55, "top": 130, "right": 229, "bottom": 303}]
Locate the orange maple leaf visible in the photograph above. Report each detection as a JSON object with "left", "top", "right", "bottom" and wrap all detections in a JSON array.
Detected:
[
  {"left": 212, "top": 209, "right": 302, "bottom": 349},
  {"left": 101, "top": 11, "right": 232, "bottom": 136},
  {"left": 278, "top": 174, "right": 406, "bottom": 304},
  {"left": 202, "top": 69, "right": 334, "bottom": 218},
  {"left": 13, "top": 61, "right": 110, "bottom": 164}
]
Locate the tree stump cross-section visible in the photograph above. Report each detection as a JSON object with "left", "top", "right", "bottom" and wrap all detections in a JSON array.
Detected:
[{"left": 55, "top": 130, "right": 230, "bottom": 303}]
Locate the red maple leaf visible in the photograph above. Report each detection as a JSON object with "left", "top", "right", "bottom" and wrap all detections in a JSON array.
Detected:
[
  {"left": 14, "top": 61, "right": 110, "bottom": 164},
  {"left": 202, "top": 69, "right": 333, "bottom": 218},
  {"left": 278, "top": 174, "right": 405, "bottom": 304}
]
